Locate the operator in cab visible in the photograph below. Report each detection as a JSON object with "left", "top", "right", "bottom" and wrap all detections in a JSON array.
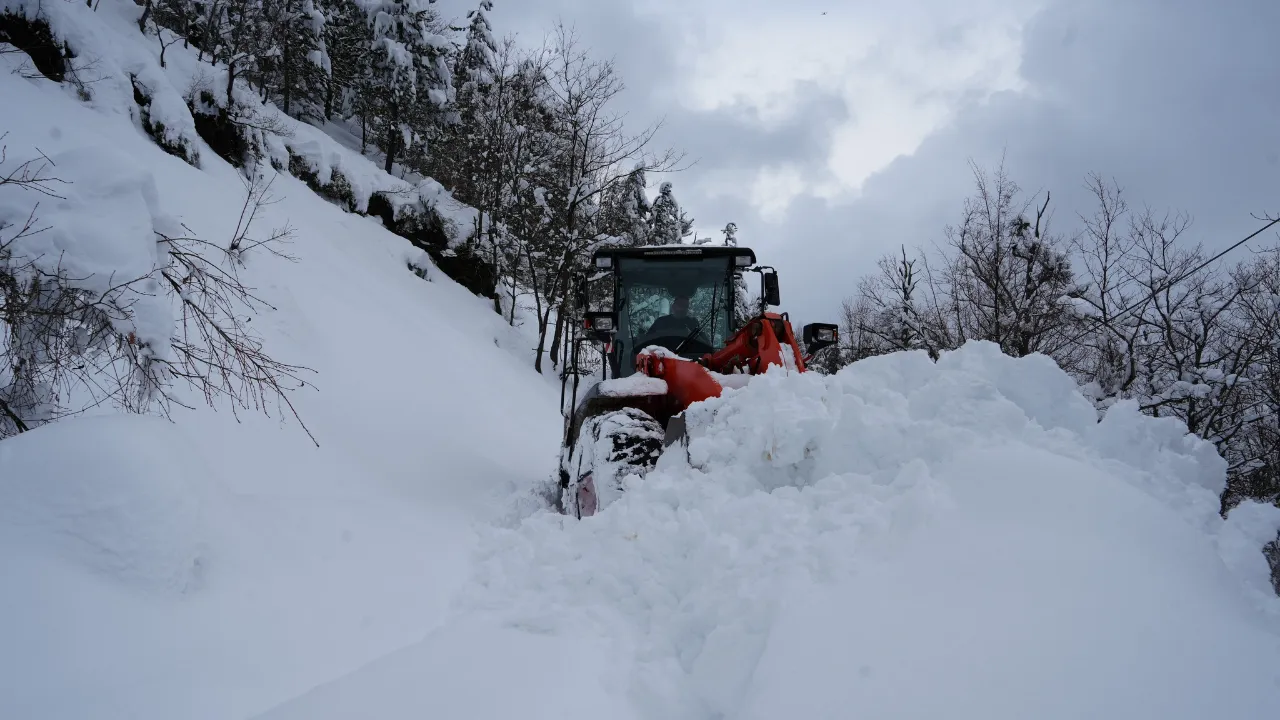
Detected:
[{"left": 646, "top": 293, "right": 699, "bottom": 337}]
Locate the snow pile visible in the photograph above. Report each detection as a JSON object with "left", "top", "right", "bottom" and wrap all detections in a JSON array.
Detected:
[
  {"left": 599, "top": 374, "right": 668, "bottom": 396},
  {"left": 264, "top": 342, "right": 1280, "bottom": 720},
  {"left": 0, "top": 414, "right": 216, "bottom": 595}
]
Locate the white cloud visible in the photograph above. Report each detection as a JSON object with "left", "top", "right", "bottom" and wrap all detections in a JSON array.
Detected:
[
  {"left": 663, "top": 0, "right": 1039, "bottom": 208},
  {"left": 435, "top": 0, "right": 1280, "bottom": 325},
  {"left": 748, "top": 165, "right": 808, "bottom": 223}
]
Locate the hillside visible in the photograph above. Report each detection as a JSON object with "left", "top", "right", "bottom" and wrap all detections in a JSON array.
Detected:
[
  {"left": 2, "top": 2, "right": 1279, "bottom": 720},
  {"left": 0, "top": 2, "right": 561, "bottom": 718}
]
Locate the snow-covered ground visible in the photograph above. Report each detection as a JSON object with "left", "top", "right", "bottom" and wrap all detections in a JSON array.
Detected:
[
  {"left": 258, "top": 343, "right": 1280, "bottom": 720},
  {"left": 2, "top": 3, "right": 1279, "bottom": 720},
  {"left": 0, "top": 3, "right": 560, "bottom": 719}
]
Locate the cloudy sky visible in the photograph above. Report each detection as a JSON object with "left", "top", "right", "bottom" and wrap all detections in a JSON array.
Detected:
[{"left": 436, "top": 0, "right": 1280, "bottom": 325}]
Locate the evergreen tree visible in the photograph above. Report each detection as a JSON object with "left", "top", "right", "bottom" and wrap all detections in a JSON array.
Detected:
[
  {"left": 319, "top": 0, "right": 367, "bottom": 120},
  {"left": 261, "top": 0, "right": 329, "bottom": 120},
  {"left": 649, "top": 181, "right": 691, "bottom": 246},
  {"left": 599, "top": 164, "right": 650, "bottom": 247},
  {"left": 429, "top": 0, "right": 498, "bottom": 198},
  {"left": 723, "top": 222, "right": 753, "bottom": 327},
  {"left": 456, "top": 1, "right": 497, "bottom": 93},
  {"left": 362, "top": 0, "right": 456, "bottom": 173}
]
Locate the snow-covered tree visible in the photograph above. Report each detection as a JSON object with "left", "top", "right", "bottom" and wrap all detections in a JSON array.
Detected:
[
  {"left": 598, "top": 163, "right": 650, "bottom": 247},
  {"left": 648, "top": 181, "right": 691, "bottom": 246},
  {"left": 455, "top": 1, "right": 497, "bottom": 93},
  {"left": 361, "top": 0, "right": 456, "bottom": 172},
  {"left": 721, "top": 221, "right": 737, "bottom": 247},
  {"left": 722, "top": 222, "right": 753, "bottom": 328},
  {"left": 258, "top": 0, "right": 330, "bottom": 119},
  {"left": 318, "top": 0, "right": 367, "bottom": 120},
  {"left": 930, "top": 160, "right": 1078, "bottom": 359},
  {"left": 0, "top": 140, "right": 314, "bottom": 441},
  {"left": 519, "top": 23, "right": 682, "bottom": 372}
]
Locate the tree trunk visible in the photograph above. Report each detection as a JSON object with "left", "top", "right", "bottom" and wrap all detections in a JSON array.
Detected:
[
  {"left": 526, "top": 247, "right": 546, "bottom": 372},
  {"left": 508, "top": 275, "right": 518, "bottom": 325},
  {"left": 549, "top": 294, "right": 568, "bottom": 370},
  {"left": 282, "top": 37, "right": 292, "bottom": 116},
  {"left": 138, "top": 0, "right": 152, "bottom": 32},
  {"left": 226, "top": 61, "right": 237, "bottom": 108},
  {"left": 487, "top": 213, "right": 503, "bottom": 315},
  {"left": 383, "top": 115, "right": 398, "bottom": 174},
  {"left": 534, "top": 306, "right": 554, "bottom": 374}
]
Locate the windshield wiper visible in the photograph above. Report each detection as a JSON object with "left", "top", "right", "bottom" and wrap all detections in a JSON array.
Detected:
[{"left": 674, "top": 287, "right": 720, "bottom": 354}]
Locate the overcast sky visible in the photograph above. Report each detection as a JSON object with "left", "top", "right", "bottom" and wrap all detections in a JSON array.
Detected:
[{"left": 436, "top": 0, "right": 1280, "bottom": 325}]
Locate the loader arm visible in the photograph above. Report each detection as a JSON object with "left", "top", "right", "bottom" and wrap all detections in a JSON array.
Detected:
[{"left": 633, "top": 311, "right": 809, "bottom": 415}]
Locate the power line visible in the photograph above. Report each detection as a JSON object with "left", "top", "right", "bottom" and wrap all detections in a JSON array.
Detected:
[{"left": 1069, "top": 214, "right": 1280, "bottom": 341}]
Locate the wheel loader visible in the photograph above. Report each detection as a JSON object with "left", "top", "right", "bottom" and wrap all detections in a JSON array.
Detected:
[{"left": 555, "top": 244, "right": 839, "bottom": 518}]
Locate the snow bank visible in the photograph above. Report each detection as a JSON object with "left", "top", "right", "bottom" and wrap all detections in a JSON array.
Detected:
[
  {"left": 0, "top": 414, "right": 215, "bottom": 594},
  {"left": 265, "top": 342, "right": 1280, "bottom": 720},
  {"left": 0, "top": 144, "right": 177, "bottom": 350}
]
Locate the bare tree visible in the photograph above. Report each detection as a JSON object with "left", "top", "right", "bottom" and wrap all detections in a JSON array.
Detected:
[
  {"left": 851, "top": 245, "right": 958, "bottom": 360},
  {"left": 524, "top": 24, "right": 683, "bottom": 373},
  {"left": 150, "top": 174, "right": 316, "bottom": 444},
  {"left": 1, "top": 137, "right": 315, "bottom": 441},
  {"left": 942, "top": 159, "right": 1077, "bottom": 359}
]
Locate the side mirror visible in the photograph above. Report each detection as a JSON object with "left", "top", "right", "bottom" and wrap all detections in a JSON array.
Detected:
[
  {"left": 802, "top": 322, "right": 839, "bottom": 353},
  {"left": 583, "top": 311, "right": 618, "bottom": 342},
  {"left": 762, "top": 270, "right": 780, "bottom": 307}
]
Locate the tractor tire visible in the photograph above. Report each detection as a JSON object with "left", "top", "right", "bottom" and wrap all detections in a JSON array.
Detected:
[{"left": 560, "top": 407, "right": 664, "bottom": 518}]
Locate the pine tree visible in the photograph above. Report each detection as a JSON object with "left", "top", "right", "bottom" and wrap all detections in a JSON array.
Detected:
[
  {"left": 261, "top": 0, "right": 330, "bottom": 120},
  {"left": 319, "top": 0, "right": 367, "bottom": 120},
  {"left": 649, "top": 181, "right": 690, "bottom": 246},
  {"left": 429, "top": 0, "right": 498, "bottom": 198},
  {"left": 362, "top": 0, "right": 456, "bottom": 173},
  {"left": 724, "top": 222, "right": 753, "bottom": 327},
  {"left": 456, "top": 1, "right": 497, "bottom": 93},
  {"left": 599, "top": 164, "right": 650, "bottom": 246}
]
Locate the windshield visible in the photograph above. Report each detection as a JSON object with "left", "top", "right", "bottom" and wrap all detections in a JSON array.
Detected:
[{"left": 613, "top": 255, "right": 734, "bottom": 376}]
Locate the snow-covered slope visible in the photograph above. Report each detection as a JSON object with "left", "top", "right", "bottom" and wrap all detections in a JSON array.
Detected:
[
  {"left": 258, "top": 343, "right": 1280, "bottom": 720},
  {"left": 0, "top": 4, "right": 561, "bottom": 719}
]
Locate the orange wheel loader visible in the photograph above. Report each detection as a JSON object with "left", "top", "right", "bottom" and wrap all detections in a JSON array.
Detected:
[{"left": 555, "top": 244, "right": 838, "bottom": 518}]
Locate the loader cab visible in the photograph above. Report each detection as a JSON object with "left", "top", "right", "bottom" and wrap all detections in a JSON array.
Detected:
[{"left": 587, "top": 245, "right": 755, "bottom": 377}]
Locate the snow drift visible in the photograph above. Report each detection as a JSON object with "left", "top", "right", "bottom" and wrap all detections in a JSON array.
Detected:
[{"left": 262, "top": 342, "right": 1280, "bottom": 720}]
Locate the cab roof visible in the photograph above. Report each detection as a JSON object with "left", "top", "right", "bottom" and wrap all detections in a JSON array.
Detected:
[{"left": 592, "top": 244, "right": 756, "bottom": 265}]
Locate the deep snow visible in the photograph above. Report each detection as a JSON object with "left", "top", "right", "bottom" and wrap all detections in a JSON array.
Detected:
[
  {"left": 2, "top": 3, "right": 1279, "bottom": 720},
  {"left": 0, "top": 3, "right": 561, "bottom": 718},
  {"left": 260, "top": 344, "right": 1280, "bottom": 720}
]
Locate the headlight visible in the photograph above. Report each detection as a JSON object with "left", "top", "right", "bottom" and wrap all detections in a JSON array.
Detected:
[
  {"left": 592, "top": 316, "right": 614, "bottom": 331},
  {"left": 816, "top": 327, "right": 835, "bottom": 342},
  {"left": 595, "top": 256, "right": 613, "bottom": 269}
]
